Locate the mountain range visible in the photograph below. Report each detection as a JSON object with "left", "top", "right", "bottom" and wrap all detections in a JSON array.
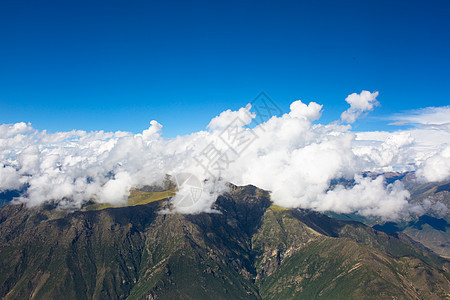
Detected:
[{"left": 0, "top": 183, "right": 449, "bottom": 299}]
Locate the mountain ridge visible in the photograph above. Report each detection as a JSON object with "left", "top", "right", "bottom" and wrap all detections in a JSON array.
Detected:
[{"left": 0, "top": 184, "right": 449, "bottom": 299}]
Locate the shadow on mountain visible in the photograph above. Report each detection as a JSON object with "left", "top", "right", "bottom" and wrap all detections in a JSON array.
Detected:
[
  {"left": 373, "top": 222, "right": 401, "bottom": 233},
  {"left": 408, "top": 215, "right": 449, "bottom": 232},
  {"left": 435, "top": 182, "right": 450, "bottom": 193},
  {"left": 0, "top": 190, "right": 20, "bottom": 208}
]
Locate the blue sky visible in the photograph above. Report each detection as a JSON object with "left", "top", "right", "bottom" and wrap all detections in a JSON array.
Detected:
[{"left": 1, "top": 0, "right": 449, "bottom": 137}]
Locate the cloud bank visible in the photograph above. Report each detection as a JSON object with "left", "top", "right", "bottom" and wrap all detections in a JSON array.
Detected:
[{"left": 0, "top": 91, "right": 449, "bottom": 218}]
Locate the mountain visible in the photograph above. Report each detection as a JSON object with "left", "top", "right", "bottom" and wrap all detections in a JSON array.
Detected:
[
  {"left": 329, "top": 173, "right": 450, "bottom": 258},
  {"left": 381, "top": 176, "right": 450, "bottom": 258},
  {"left": 0, "top": 184, "right": 449, "bottom": 299}
]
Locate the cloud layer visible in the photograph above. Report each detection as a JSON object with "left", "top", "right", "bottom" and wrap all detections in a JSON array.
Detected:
[{"left": 1, "top": 91, "right": 449, "bottom": 218}]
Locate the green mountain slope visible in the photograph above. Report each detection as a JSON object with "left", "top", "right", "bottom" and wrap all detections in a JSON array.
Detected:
[
  {"left": 255, "top": 208, "right": 449, "bottom": 299},
  {"left": 0, "top": 185, "right": 448, "bottom": 299}
]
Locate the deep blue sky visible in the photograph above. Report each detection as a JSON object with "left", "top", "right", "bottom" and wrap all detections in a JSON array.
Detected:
[{"left": 1, "top": 0, "right": 449, "bottom": 136}]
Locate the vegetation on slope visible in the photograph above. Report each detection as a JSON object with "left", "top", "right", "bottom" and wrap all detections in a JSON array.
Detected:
[
  {"left": 0, "top": 184, "right": 448, "bottom": 299},
  {"left": 82, "top": 189, "right": 175, "bottom": 211}
]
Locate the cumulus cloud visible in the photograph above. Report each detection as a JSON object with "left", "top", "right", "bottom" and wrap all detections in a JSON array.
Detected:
[
  {"left": 0, "top": 92, "right": 448, "bottom": 219},
  {"left": 353, "top": 132, "right": 415, "bottom": 172},
  {"left": 0, "top": 165, "right": 22, "bottom": 191},
  {"left": 354, "top": 104, "right": 450, "bottom": 175},
  {"left": 140, "top": 120, "right": 163, "bottom": 140},
  {"left": 340, "top": 91, "right": 379, "bottom": 123},
  {"left": 417, "top": 146, "right": 450, "bottom": 182},
  {"left": 316, "top": 175, "right": 411, "bottom": 220},
  {"left": 167, "top": 179, "right": 227, "bottom": 214},
  {"left": 419, "top": 198, "right": 448, "bottom": 218},
  {"left": 0, "top": 122, "right": 34, "bottom": 138},
  {"left": 289, "top": 100, "right": 323, "bottom": 121},
  {"left": 208, "top": 104, "right": 255, "bottom": 130}
]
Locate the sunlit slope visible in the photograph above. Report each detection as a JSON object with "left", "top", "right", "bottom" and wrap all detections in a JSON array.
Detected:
[{"left": 83, "top": 189, "right": 175, "bottom": 211}]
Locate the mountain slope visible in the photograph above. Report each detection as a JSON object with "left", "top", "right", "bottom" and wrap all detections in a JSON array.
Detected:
[
  {"left": 0, "top": 185, "right": 448, "bottom": 299},
  {"left": 255, "top": 207, "right": 449, "bottom": 299},
  {"left": 329, "top": 174, "right": 450, "bottom": 258}
]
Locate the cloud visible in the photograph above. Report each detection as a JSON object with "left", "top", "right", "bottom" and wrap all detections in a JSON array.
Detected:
[
  {"left": 0, "top": 165, "right": 22, "bottom": 191},
  {"left": 353, "top": 132, "right": 414, "bottom": 171},
  {"left": 208, "top": 104, "right": 255, "bottom": 130},
  {"left": 390, "top": 106, "right": 450, "bottom": 128},
  {"left": 317, "top": 175, "right": 411, "bottom": 220},
  {"left": 417, "top": 146, "right": 450, "bottom": 182},
  {"left": 289, "top": 100, "right": 323, "bottom": 121},
  {"left": 354, "top": 124, "right": 450, "bottom": 174},
  {"left": 419, "top": 199, "right": 448, "bottom": 218},
  {"left": 96, "top": 171, "right": 133, "bottom": 204},
  {"left": 0, "top": 92, "right": 448, "bottom": 219},
  {"left": 0, "top": 122, "right": 34, "bottom": 138},
  {"left": 167, "top": 179, "right": 227, "bottom": 214},
  {"left": 340, "top": 91, "right": 379, "bottom": 123},
  {"left": 140, "top": 120, "right": 163, "bottom": 140}
]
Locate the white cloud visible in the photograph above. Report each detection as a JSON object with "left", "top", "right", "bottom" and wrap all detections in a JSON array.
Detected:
[
  {"left": 289, "top": 100, "right": 323, "bottom": 121},
  {"left": 340, "top": 91, "right": 379, "bottom": 123},
  {"left": 0, "top": 122, "right": 34, "bottom": 139},
  {"left": 317, "top": 175, "right": 411, "bottom": 220},
  {"left": 391, "top": 106, "right": 450, "bottom": 127},
  {"left": 354, "top": 125, "right": 450, "bottom": 174},
  {"left": 0, "top": 92, "right": 448, "bottom": 219},
  {"left": 353, "top": 132, "right": 414, "bottom": 172},
  {"left": 0, "top": 165, "right": 22, "bottom": 191},
  {"left": 95, "top": 171, "right": 133, "bottom": 204},
  {"left": 140, "top": 120, "right": 163, "bottom": 140},
  {"left": 208, "top": 104, "right": 255, "bottom": 130},
  {"left": 167, "top": 179, "right": 227, "bottom": 214},
  {"left": 417, "top": 146, "right": 450, "bottom": 182}
]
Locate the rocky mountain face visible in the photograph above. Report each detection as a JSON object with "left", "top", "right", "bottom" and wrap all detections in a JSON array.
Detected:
[{"left": 0, "top": 184, "right": 449, "bottom": 299}]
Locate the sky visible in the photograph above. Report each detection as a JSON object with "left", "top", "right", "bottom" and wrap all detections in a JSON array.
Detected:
[
  {"left": 1, "top": 0, "right": 450, "bottom": 137},
  {"left": 1, "top": 1, "right": 450, "bottom": 217}
]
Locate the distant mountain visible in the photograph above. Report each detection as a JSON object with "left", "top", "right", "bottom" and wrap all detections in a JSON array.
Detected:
[
  {"left": 378, "top": 176, "right": 450, "bottom": 257},
  {"left": 0, "top": 184, "right": 449, "bottom": 299},
  {"left": 330, "top": 173, "right": 450, "bottom": 258}
]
